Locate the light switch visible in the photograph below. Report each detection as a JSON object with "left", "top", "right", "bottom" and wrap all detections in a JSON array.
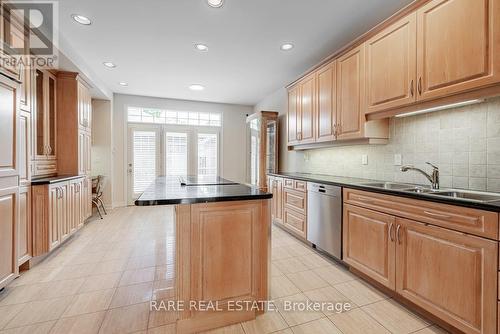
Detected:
[
  {"left": 361, "top": 154, "right": 368, "bottom": 165},
  {"left": 394, "top": 154, "right": 402, "bottom": 166}
]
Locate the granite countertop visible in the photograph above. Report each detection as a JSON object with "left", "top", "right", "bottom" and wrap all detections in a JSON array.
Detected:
[
  {"left": 31, "top": 175, "right": 86, "bottom": 185},
  {"left": 268, "top": 172, "right": 500, "bottom": 212},
  {"left": 135, "top": 176, "right": 272, "bottom": 206}
]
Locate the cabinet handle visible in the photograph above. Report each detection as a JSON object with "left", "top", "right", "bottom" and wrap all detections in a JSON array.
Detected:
[
  {"left": 410, "top": 80, "right": 414, "bottom": 97},
  {"left": 396, "top": 224, "right": 402, "bottom": 244},
  {"left": 389, "top": 223, "right": 394, "bottom": 242},
  {"left": 423, "top": 211, "right": 450, "bottom": 219},
  {"left": 418, "top": 77, "right": 422, "bottom": 95}
]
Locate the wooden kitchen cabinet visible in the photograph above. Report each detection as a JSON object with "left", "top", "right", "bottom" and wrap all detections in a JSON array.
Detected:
[
  {"left": 336, "top": 44, "right": 366, "bottom": 140},
  {"left": 287, "top": 86, "right": 300, "bottom": 145},
  {"left": 343, "top": 188, "right": 499, "bottom": 334},
  {"left": 343, "top": 204, "right": 396, "bottom": 289},
  {"left": 269, "top": 177, "right": 283, "bottom": 225},
  {"left": 416, "top": 0, "right": 500, "bottom": 101},
  {"left": 396, "top": 218, "right": 497, "bottom": 334},
  {"left": 18, "top": 186, "right": 31, "bottom": 266},
  {"left": 283, "top": 207, "right": 307, "bottom": 240},
  {"left": 316, "top": 61, "right": 337, "bottom": 142},
  {"left": 69, "top": 178, "right": 83, "bottom": 233},
  {"left": 0, "top": 4, "right": 22, "bottom": 81},
  {"left": 366, "top": 13, "right": 417, "bottom": 113},
  {"left": 33, "top": 69, "right": 57, "bottom": 176},
  {"left": 0, "top": 185, "right": 18, "bottom": 289},
  {"left": 298, "top": 74, "right": 316, "bottom": 144}
]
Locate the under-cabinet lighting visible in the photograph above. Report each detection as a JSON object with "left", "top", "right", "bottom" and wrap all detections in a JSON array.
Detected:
[{"left": 395, "top": 99, "right": 483, "bottom": 118}]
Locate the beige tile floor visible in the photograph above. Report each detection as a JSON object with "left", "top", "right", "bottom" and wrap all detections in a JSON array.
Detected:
[{"left": 0, "top": 206, "right": 449, "bottom": 334}]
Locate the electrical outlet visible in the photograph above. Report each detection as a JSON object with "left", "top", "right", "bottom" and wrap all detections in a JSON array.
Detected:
[
  {"left": 361, "top": 154, "right": 368, "bottom": 165},
  {"left": 394, "top": 154, "right": 402, "bottom": 166}
]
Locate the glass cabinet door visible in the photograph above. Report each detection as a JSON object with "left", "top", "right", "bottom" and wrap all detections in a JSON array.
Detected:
[
  {"left": 266, "top": 120, "right": 277, "bottom": 174},
  {"left": 35, "top": 69, "right": 45, "bottom": 157},
  {"left": 246, "top": 118, "right": 261, "bottom": 186},
  {"left": 47, "top": 73, "right": 56, "bottom": 157}
]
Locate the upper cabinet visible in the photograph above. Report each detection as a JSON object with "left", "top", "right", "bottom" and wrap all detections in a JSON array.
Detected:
[
  {"left": 366, "top": 14, "right": 417, "bottom": 113},
  {"left": 336, "top": 45, "right": 366, "bottom": 140},
  {"left": 33, "top": 69, "right": 57, "bottom": 176},
  {"left": 287, "top": 0, "right": 500, "bottom": 140},
  {"left": 416, "top": 0, "right": 500, "bottom": 100},
  {"left": 316, "top": 61, "right": 336, "bottom": 142}
]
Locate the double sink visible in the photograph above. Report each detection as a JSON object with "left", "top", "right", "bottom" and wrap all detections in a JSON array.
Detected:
[{"left": 360, "top": 182, "right": 500, "bottom": 203}]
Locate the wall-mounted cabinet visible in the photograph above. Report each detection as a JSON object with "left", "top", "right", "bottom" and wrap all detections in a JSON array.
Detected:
[
  {"left": 33, "top": 69, "right": 57, "bottom": 176},
  {"left": 316, "top": 62, "right": 336, "bottom": 142}
]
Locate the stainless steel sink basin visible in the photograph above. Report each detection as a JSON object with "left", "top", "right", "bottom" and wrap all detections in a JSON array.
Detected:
[
  {"left": 361, "top": 182, "right": 419, "bottom": 190},
  {"left": 403, "top": 187, "right": 435, "bottom": 194},
  {"left": 430, "top": 190, "right": 500, "bottom": 203}
]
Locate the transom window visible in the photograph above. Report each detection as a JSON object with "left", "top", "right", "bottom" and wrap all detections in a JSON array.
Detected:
[{"left": 128, "top": 107, "right": 221, "bottom": 127}]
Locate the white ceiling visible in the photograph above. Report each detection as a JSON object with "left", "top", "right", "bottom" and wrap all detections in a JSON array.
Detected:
[{"left": 58, "top": 0, "right": 414, "bottom": 105}]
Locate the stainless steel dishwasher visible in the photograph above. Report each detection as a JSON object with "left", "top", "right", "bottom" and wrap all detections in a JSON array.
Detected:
[{"left": 307, "top": 182, "right": 342, "bottom": 260}]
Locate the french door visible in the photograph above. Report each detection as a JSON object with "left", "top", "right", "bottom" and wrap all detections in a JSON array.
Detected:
[{"left": 127, "top": 124, "right": 220, "bottom": 205}]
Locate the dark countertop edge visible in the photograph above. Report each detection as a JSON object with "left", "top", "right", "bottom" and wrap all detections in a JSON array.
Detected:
[
  {"left": 268, "top": 172, "right": 500, "bottom": 212},
  {"left": 135, "top": 193, "right": 273, "bottom": 206},
  {"left": 31, "top": 175, "right": 86, "bottom": 185}
]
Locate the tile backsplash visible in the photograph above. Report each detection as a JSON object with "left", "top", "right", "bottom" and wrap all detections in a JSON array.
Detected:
[{"left": 299, "top": 97, "right": 500, "bottom": 192}]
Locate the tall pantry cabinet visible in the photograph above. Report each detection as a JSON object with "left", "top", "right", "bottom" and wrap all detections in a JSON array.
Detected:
[{"left": 56, "top": 72, "right": 92, "bottom": 221}]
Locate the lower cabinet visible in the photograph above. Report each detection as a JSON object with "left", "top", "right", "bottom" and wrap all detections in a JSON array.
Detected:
[
  {"left": 269, "top": 177, "right": 283, "bottom": 225},
  {"left": 18, "top": 186, "right": 32, "bottom": 266},
  {"left": 33, "top": 177, "right": 88, "bottom": 256},
  {"left": 343, "top": 188, "right": 499, "bottom": 334},
  {"left": 0, "top": 184, "right": 18, "bottom": 289}
]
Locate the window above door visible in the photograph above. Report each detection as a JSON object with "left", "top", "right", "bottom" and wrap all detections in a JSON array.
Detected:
[{"left": 128, "top": 107, "right": 221, "bottom": 127}]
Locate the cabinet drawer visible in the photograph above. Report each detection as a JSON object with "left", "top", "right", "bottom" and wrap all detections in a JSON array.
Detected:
[
  {"left": 284, "top": 208, "right": 306, "bottom": 239},
  {"left": 284, "top": 188, "right": 306, "bottom": 214},
  {"left": 294, "top": 180, "right": 307, "bottom": 191},
  {"left": 344, "top": 188, "right": 499, "bottom": 239},
  {"left": 33, "top": 161, "right": 57, "bottom": 177},
  {"left": 284, "top": 178, "right": 294, "bottom": 189}
]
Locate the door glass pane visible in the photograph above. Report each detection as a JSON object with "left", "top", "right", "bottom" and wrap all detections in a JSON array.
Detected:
[
  {"left": 36, "top": 70, "right": 44, "bottom": 156},
  {"left": 197, "top": 133, "right": 218, "bottom": 176},
  {"left": 165, "top": 132, "right": 188, "bottom": 176},
  {"left": 133, "top": 131, "right": 157, "bottom": 193},
  {"left": 48, "top": 76, "right": 56, "bottom": 155}
]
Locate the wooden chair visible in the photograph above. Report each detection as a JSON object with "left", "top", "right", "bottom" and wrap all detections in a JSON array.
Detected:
[{"left": 92, "top": 175, "right": 107, "bottom": 219}]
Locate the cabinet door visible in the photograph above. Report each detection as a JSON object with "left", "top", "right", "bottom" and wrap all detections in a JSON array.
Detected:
[
  {"left": 46, "top": 72, "right": 57, "bottom": 159},
  {"left": 396, "top": 218, "right": 497, "bottom": 334},
  {"left": 0, "top": 186, "right": 18, "bottom": 289},
  {"left": 48, "top": 185, "right": 59, "bottom": 250},
  {"left": 18, "top": 186, "right": 31, "bottom": 266},
  {"left": 287, "top": 86, "right": 299, "bottom": 145},
  {"left": 59, "top": 184, "right": 69, "bottom": 242},
  {"left": 0, "top": 75, "right": 19, "bottom": 178},
  {"left": 19, "top": 62, "right": 32, "bottom": 112},
  {"left": 416, "top": 0, "right": 500, "bottom": 100},
  {"left": 366, "top": 13, "right": 417, "bottom": 113},
  {"left": 84, "top": 132, "right": 92, "bottom": 175},
  {"left": 75, "top": 180, "right": 83, "bottom": 229},
  {"left": 275, "top": 178, "right": 283, "bottom": 223},
  {"left": 298, "top": 74, "right": 316, "bottom": 144},
  {"left": 343, "top": 204, "right": 396, "bottom": 289},
  {"left": 34, "top": 69, "right": 45, "bottom": 159},
  {"left": 336, "top": 45, "right": 366, "bottom": 140},
  {"left": 316, "top": 62, "right": 336, "bottom": 142},
  {"left": 78, "top": 131, "right": 85, "bottom": 175},
  {"left": 283, "top": 208, "right": 306, "bottom": 240},
  {"left": 19, "top": 111, "right": 31, "bottom": 185}
]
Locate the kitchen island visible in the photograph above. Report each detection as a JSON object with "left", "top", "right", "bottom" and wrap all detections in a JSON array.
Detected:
[{"left": 136, "top": 176, "right": 272, "bottom": 334}]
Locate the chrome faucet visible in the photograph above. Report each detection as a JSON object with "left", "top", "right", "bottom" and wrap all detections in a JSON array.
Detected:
[{"left": 401, "top": 162, "right": 440, "bottom": 190}]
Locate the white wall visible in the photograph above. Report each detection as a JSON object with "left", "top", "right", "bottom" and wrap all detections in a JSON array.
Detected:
[
  {"left": 91, "top": 99, "right": 113, "bottom": 206},
  {"left": 254, "top": 89, "right": 500, "bottom": 192},
  {"left": 112, "top": 93, "right": 252, "bottom": 207}
]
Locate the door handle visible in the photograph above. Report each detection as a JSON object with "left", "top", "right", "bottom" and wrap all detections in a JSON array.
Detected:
[
  {"left": 418, "top": 77, "right": 422, "bottom": 95},
  {"left": 396, "top": 224, "right": 402, "bottom": 244},
  {"left": 389, "top": 223, "right": 394, "bottom": 242},
  {"left": 410, "top": 80, "right": 414, "bottom": 97}
]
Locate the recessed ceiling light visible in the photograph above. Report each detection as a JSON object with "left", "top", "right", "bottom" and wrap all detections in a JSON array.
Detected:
[
  {"left": 207, "top": 0, "right": 224, "bottom": 8},
  {"left": 103, "top": 62, "right": 116, "bottom": 68},
  {"left": 119, "top": 82, "right": 128, "bottom": 86},
  {"left": 71, "top": 14, "right": 92, "bottom": 25},
  {"left": 195, "top": 44, "right": 208, "bottom": 52},
  {"left": 280, "top": 43, "right": 294, "bottom": 51},
  {"left": 189, "top": 84, "right": 205, "bottom": 91}
]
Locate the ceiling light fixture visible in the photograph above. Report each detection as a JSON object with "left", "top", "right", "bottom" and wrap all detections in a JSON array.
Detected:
[
  {"left": 103, "top": 62, "right": 116, "bottom": 68},
  {"left": 280, "top": 43, "right": 294, "bottom": 51},
  {"left": 195, "top": 44, "right": 209, "bottom": 52},
  {"left": 71, "top": 14, "right": 92, "bottom": 25},
  {"left": 119, "top": 82, "right": 128, "bottom": 86},
  {"left": 395, "top": 99, "right": 483, "bottom": 118},
  {"left": 207, "top": 0, "right": 224, "bottom": 8},
  {"left": 189, "top": 84, "right": 205, "bottom": 91}
]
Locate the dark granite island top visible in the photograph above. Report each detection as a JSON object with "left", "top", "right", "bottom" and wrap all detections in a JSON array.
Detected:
[{"left": 135, "top": 176, "right": 272, "bottom": 206}]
